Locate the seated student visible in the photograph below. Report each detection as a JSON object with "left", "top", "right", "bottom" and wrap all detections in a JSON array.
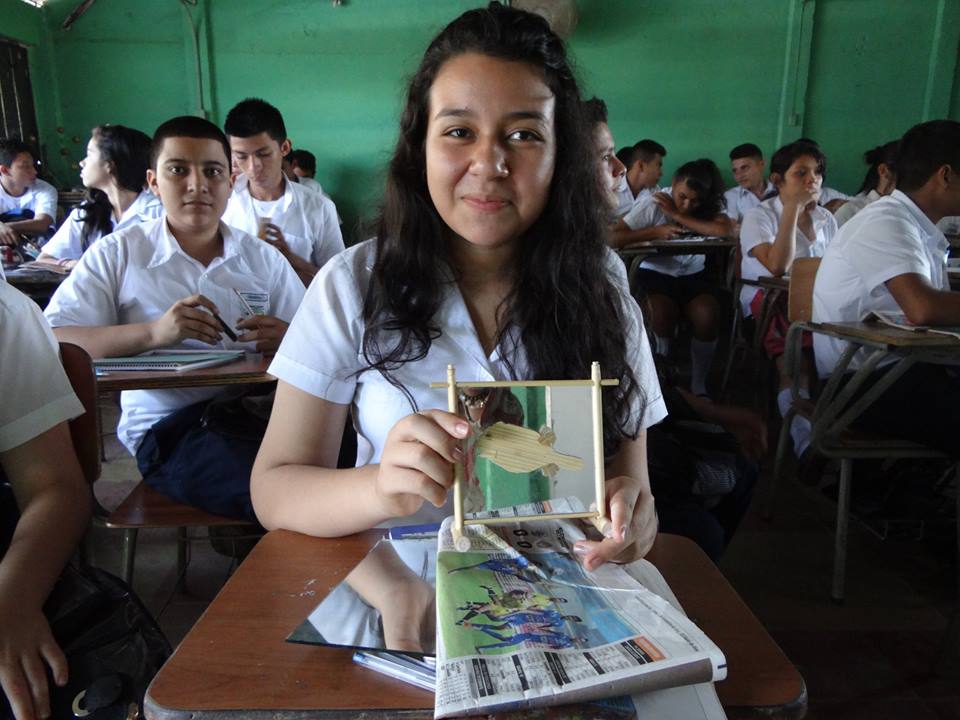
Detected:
[
  {"left": 724, "top": 143, "right": 775, "bottom": 228},
  {"left": 285, "top": 149, "right": 324, "bottom": 194},
  {"left": 221, "top": 99, "right": 344, "bottom": 286},
  {"left": 0, "top": 282, "right": 91, "bottom": 720},
  {"left": 586, "top": 98, "right": 762, "bottom": 561},
  {"left": 0, "top": 139, "right": 57, "bottom": 246},
  {"left": 794, "top": 137, "right": 849, "bottom": 212},
  {"left": 44, "top": 116, "right": 306, "bottom": 521},
  {"left": 612, "top": 139, "right": 666, "bottom": 219},
  {"left": 611, "top": 160, "right": 733, "bottom": 396},
  {"left": 741, "top": 139, "right": 837, "bottom": 459},
  {"left": 812, "top": 119, "right": 960, "bottom": 456},
  {"left": 834, "top": 140, "right": 898, "bottom": 228},
  {"left": 251, "top": 2, "right": 666, "bottom": 570},
  {"left": 38, "top": 125, "right": 161, "bottom": 268}
]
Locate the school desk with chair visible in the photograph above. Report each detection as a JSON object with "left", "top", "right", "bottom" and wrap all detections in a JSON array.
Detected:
[{"left": 616, "top": 236, "right": 737, "bottom": 296}]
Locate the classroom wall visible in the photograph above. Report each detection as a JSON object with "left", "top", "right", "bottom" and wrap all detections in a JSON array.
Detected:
[{"left": 3, "top": 0, "right": 958, "bottom": 240}]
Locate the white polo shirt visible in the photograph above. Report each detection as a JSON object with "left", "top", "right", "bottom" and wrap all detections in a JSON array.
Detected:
[
  {"left": 621, "top": 188, "right": 705, "bottom": 277},
  {"left": 739, "top": 196, "right": 837, "bottom": 315},
  {"left": 819, "top": 186, "right": 849, "bottom": 206},
  {"left": 222, "top": 174, "right": 344, "bottom": 269},
  {"left": 44, "top": 217, "right": 306, "bottom": 454},
  {"left": 269, "top": 240, "right": 668, "bottom": 527},
  {"left": 0, "top": 282, "right": 84, "bottom": 452},
  {"left": 812, "top": 190, "right": 950, "bottom": 376},
  {"left": 833, "top": 190, "right": 881, "bottom": 228},
  {"left": 42, "top": 190, "right": 162, "bottom": 260},
  {"left": 723, "top": 181, "right": 774, "bottom": 222},
  {"left": 613, "top": 181, "right": 658, "bottom": 220},
  {"left": 0, "top": 177, "right": 57, "bottom": 221}
]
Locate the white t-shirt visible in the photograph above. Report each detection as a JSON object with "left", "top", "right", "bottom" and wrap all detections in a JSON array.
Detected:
[
  {"left": 44, "top": 216, "right": 306, "bottom": 454},
  {"left": 42, "top": 190, "right": 163, "bottom": 260},
  {"left": 812, "top": 190, "right": 950, "bottom": 377},
  {"left": 833, "top": 189, "right": 881, "bottom": 228},
  {"left": 268, "top": 240, "right": 668, "bottom": 527},
  {"left": 723, "top": 181, "right": 775, "bottom": 222},
  {"left": 621, "top": 188, "right": 705, "bottom": 277},
  {"left": 0, "top": 177, "right": 57, "bottom": 221},
  {"left": 0, "top": 282, "right": 84, "bottom": 452},
  {"left": 739, "top": 196, "right": 837, "bottom": 316},
  {"left": 222, "top": 175, "right": 344, "bottom": 269}
]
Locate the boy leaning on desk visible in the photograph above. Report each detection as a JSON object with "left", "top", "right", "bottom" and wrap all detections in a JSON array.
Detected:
[{"left": 44, "top": 116, "right": 307, "bottom": 522}]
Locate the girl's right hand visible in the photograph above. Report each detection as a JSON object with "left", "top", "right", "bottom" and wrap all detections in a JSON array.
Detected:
[
  {"left": 653, "top": 223, "right": 685, "bottom": 240},
  {"left": 375, "top": 410, "right": 470, "bottom": 518}
]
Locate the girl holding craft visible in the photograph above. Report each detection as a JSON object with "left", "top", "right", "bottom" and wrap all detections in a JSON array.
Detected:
[{"left": 251, "top": 2, "right": 666, "bottom": 570}]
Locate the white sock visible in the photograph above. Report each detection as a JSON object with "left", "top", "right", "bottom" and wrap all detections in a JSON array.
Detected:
[
  {"left": 654, "top": 334, "right": 671, "bottom": 357},
  {"left": 689, "top": 338, "right": 717, "bottom": 396},
  {"left": 777, "top": 388, "right": 811, "bottom": 457}
]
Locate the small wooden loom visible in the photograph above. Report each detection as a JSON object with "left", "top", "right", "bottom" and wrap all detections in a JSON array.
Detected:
[{"left": 430, "top": 362, "right": 618, "bottom": 551}]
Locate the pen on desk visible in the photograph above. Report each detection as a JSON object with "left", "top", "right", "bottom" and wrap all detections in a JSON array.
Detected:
[
  {"left": 232, "top": 288, "right": 263, "bottom": 331},
  {"left": 211, "top": 310, "right": 238, "bottom": 341}
]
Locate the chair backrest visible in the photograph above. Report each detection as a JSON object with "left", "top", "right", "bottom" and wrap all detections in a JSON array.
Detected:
[
  {"left": 788, "top": 257, "right": 822, "bottom": 323},
  {"left": 59, "top": 342, "right": 100, "bottom": 485}
]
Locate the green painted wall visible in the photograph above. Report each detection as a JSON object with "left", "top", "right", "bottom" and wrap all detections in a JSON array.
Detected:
[{"left": 3, "top": 0, "right": 958, "bottom": 240}]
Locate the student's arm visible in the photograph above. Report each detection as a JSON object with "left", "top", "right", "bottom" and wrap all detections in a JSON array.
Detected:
[
  {"left": 0, "top": 422, "right": 91, "bottom": 720},
  {"left": 234, "top": 315, "right": 289, "bottom": 354},
  {"left": 52, "top": 293, "right": 224, "bottom": 358},
  {"left": 653, "top": 194, "right": 735, "bottom": 238},
  {"left": 0, "top": 215, "right": 53, "bottom": 240},
  {"left": 260, "top": 223, "right": 319, "bottom": 287},
  {"left": 676, "top": 388, "right": 768, "bottom": 461},
  {"left": 749, "top": 202, "right": 803, "bottom": 276},
  {"left": 608, "top": 219, "right": 684, "bottom": 248},
  {"left": 886, "top": 273, "right": 960, "bottom": 326},
  {"left": 570, "top": 430, "right": 657, "bottom": 571},
  {"left": 251, "top": 380, "right": 468, "bottom": 536}
]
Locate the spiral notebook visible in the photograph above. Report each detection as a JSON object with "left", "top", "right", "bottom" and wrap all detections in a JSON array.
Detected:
[{"left": 93, "top": 349, "right": 245, "bottom": 373}]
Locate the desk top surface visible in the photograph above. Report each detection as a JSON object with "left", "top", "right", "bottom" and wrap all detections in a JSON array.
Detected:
[
  {"left": 757, "top": 275, "right": 789, "bottom": 291},
  {"left": 618, "top": 237, "right": 736, "bottom": 257},
  {"left": 145, "top": 530, "right": 805, "bottom": 720},
  {"left": 4, "top": 265, "right": 68, "bottom": 287},
  {"left": 816, "top": 320, "right": 960, "bottom": 348},
  {"left": 96, "top": 354, "right": 273, "bottom": 392}
]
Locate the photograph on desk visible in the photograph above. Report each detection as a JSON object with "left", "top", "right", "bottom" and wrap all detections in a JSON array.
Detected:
[{"left": 432, "top": 510, "right": 726, "bottom": 718}]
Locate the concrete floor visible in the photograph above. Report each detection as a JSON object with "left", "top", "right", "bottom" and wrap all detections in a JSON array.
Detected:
[{"left": 87, "top": 394, "right": 960, "bottom": 719}]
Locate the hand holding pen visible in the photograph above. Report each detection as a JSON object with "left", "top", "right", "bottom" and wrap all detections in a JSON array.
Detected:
[
  {"left": 233, "top": 288, "right": 287, "bottom": 354},
  {"left": 149, "top": 293, "right": 234, "bottom": 348}
]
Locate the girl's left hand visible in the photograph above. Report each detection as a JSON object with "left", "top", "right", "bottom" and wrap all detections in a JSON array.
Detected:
[
  {"left": 573, "top": 475, "right": 657, "bottom": 572},
  {"left": 652, "top": 192, "right": 680, "bottom": 220}
]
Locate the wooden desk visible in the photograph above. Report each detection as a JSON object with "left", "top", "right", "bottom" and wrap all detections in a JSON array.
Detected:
[
  {"left": 5, "top": 265, "right": 67, "bottom": 307},
  {"left": 618, "top": 237, "right": 737, "bottom": 293},
  {"left": 96, "top": 354, "right": 273, "bottom": 392},
  {"left": 145, "top": 530, "right": 806, "bottom": 720},
  {"left": 757, "top": 275, "right": 788, "bottom": 292}
]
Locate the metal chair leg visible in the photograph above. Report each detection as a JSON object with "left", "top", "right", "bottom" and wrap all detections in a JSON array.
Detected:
[
  {"left": 765, "top": 408, "right": 795, "bottom": 520},
  {"left": 831, "top": 458, "right": 852, "bottom": 603},
  {"left": 121, "top": 528, "right": 138, "bottom": 585},
  {"left": 176, "top": 527, "right": 189, "bottom": 594}
]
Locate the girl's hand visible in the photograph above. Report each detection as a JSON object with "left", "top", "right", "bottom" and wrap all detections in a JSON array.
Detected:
[
  {"left": 573, "top": 474, "right": 657, "bottom": 572},
  {"left": 652, "top": 223, "right": 685, "bottom": 240},
  {"left": 375, "top": 410, "right": 470, "bottom": 518},
  {"left": 780, "top": 182, "right": 820, "bottom": 210},
  {"left": 652, "top": 191, "right": 680, "bottom": 220},
  {"left": 0, "top": 603, "right": 67, "bottom": 720}
]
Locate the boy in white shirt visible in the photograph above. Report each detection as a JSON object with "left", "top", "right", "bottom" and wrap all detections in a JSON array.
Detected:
[
  {"left": 45, "top": 116, "right": 306, "bottom": 520},
  {"left": 724, "top": 143, "right": 775, "bottom": 227},
  {"left": 222, "top": 99, "right": 344, "bottom": 286},
  {"left": 612, "top": 139, "right": 666, "bottom": 219},
  {"left": 0, "top": 138, "right": 58, "bottom": 245},
  {"left": 811, "top": 119, "right": 960, "bottom": 456}
]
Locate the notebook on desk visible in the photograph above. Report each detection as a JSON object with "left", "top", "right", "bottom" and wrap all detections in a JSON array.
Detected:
[{"left": 93, "top": 349, "right": 245, "bottom": 373}]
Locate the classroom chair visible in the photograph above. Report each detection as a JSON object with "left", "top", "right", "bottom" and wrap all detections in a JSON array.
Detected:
[{"left": 766, "top": 257, "right": 951, "bottom": 601}]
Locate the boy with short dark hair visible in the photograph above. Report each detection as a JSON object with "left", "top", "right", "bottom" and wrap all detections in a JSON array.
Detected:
[
  {"left": 613, "top": 139, "right": 666, "bottom": 218},
  {"left": 0, "top": 138, "right": 57, "bottom": 245},
  {"left": 812, "top": 119, "right": 960, "bottom": 455},
  {"left": 724, "top": 143, "right": 773, "bottom": 225},
  {"left": 45, "top": 115, "right": 306, "bottom": 520},
  {"left": 222, "top": 99, "right": 343, "bottom": 286}
]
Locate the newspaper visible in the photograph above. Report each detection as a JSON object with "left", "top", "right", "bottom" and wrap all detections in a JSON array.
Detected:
[{"left": 434, "top": 500, "right": 727, "bottom": 718}]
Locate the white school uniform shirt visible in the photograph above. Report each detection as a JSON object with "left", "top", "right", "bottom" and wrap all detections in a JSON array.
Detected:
[
  {"left": 811, "top": 190, "right": 950, "bottom": 377},
  {"left": 612, "top": 180, "right": 658, "bottom": 220},
  {"left": 0, "top": 177, "right": 57, "bottom": 221},
  {"left": 44, "top": 217, "right": 306, "bottom": 454},
  {"left": 621, "top": 188, "right": 704, "bottom": 277},
  {"left": 819, "top": 186, "right": 849, "bottom": 206},
  {"left": 42, "top": 189, "right": 163, "bottom": 260},
  {"left": 222, "top": 174, "right": 344, "bottom": 269},
  {"left": 723, "top": 181, "right": 775, "bottom": 222},
  {"left": 738, "top": 196, "right": 837, "bottom": 316},
  {"left": 0, "top": 282, "right": 84, "bottom": 452},
  {"left": 293, "top": 175, "right": 343, "bottom": 224},
  {"left": 833, "top": 189, "right": 881, "bottom": 228},
  {"left": 269, "top": 240, "right": 668, "bottom": 527}
]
